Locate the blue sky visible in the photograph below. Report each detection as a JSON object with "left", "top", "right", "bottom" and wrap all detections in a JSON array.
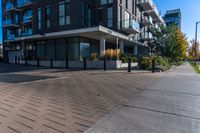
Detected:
[
  {"left": 0, "top": 0, "right": 200, "bottom": 43},
  {"left": 0, "top": 0, "right": 2, "bottom": 43},
  {"left": 154, "top": 0, "right": 200, "bottom": 42}
]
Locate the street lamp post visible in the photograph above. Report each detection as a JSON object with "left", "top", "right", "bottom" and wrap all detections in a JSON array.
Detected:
[{"left": 195, "top": 21, "right": 200, "bottom": 65}]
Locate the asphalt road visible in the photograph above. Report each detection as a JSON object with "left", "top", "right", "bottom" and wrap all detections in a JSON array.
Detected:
[{"left": 85, "top": 63, "right": 200, "bottom": 133}]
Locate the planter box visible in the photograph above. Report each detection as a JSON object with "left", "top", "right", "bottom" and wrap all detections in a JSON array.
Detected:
[{"left": 22, "top": 60, "right": 138, "bottom": 69}]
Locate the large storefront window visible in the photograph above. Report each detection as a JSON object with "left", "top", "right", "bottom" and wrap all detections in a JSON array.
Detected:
[
  {"left": 68, "top": 38, "right": 79, "bottom": 60},
  {"left": 80, "top": 38, "right": 90, "bottom": 60},
  {"left": 56, "top": 39, "right": 67, "bottom": 60},
  {"left": 35, "top": 37, "right": 100, "bottom": 61},
  {"left": 46, "top": 40, "right": 55, "bottom": 59},
  {"left": 37, "top": 42, "right": 45, "bottom": 59}
]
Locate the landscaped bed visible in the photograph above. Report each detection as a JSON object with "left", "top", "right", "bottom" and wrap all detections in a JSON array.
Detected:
[{"left": 190, "top": 62, "right": 200, "bottom": 74}]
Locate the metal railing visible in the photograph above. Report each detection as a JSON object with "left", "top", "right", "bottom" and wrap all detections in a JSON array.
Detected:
[
  {"left": 121, "top": 19, "right": 140, "bottom": 31},
  {"left": 17, "top": 0, "right": 32, "bottom": 7},
  {"left": 3, "top": 19, "right": 18, "bottom": 26}
]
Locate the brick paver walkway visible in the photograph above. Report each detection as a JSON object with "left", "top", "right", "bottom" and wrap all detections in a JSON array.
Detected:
[{"left": 0, "top": 64, "right": 162, "bottom": 133}]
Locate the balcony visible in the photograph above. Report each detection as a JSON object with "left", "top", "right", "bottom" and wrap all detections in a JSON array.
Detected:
[
  {"left": 148, "top": 24, "right": 160, "bottom": 33},
  {"left": 5, "top": 2, "right": 20, "bottom": 12},
  {"left": 22, "top": 11, "right": 33, "bottom": 24},
  {"left": 17, "top": 0, "right": 32, "bottom": 7},
  {"left": 3, "top": 19, "right": 19, "bottom": 28},
  {"left": 137, "top": 0, "right": 154, "bottom": 11},
  {"left": 121, "top": 19, "right": 140, "bottom": 34},
  {"left": 21, "top": 29, "right": 33, "bottom": 36},
  {"left": 149, "top": 5, "right": 159, "bottom": 19},
  {"left": 141, "top": 17, "right": 153, "bottom": 26},
  {"left": 22, "top": 16, "right": 32, "bottom": 24},
  {"left": 141, "top": 32, "right": 153, "bottom": 41},
  {"left": 6, "top": 34, "right": 16, "bottom": 41}
]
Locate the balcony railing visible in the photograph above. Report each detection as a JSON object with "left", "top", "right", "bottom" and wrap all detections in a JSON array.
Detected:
[
  {"left": 141, "top": 32, "right": 153, "bottom": 41},
  {"left": 17, "top": 0, "right": 32, "bottom": 7},
  {"left": 22, "top": 16, "right": 32, "bottom": 23},
  {"left": 22, "top": 11, "right": 32, "bottom": 23},
  {"left": 6, "top": 34, "right": 16, "bottom": 41},
  {"left": 5, "top": 2, "right": 20, "bottom": 12},
  {"left": 141, "top": 16, "right": 153, "bottom": 26},
  {"left": 3, "top": 19, "right": 19, "bottom": 27},
  {"left": 21, "top": 29, "right": 33, "bottom": 36},
  {"left": 137, "top": 0, "right": 154, "bottom": 10},
  {"left": 121, "top": 19, "right": 140, "bottom": 34}
]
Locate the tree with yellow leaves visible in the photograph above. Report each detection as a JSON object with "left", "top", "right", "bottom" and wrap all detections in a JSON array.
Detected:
[{"left": 188, "top": 40, "right": 200, "bottom": 60}]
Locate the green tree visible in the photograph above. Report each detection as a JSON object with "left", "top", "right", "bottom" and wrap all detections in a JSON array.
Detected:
[{"left": 152, "top": 25, "right": 188, "bottom": 60}]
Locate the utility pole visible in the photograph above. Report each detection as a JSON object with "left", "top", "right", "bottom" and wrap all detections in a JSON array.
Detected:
[{"left": 195, "top": 21, "right": 200, "bottom": 65}]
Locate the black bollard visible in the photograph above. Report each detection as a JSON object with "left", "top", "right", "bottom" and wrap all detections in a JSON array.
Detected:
[
  {"left": 18, "top": 57, "right": 20, "bottom": 64},
  {"left": 152, "top": 58, "right": 155, "bottom": 73},
  {"left": 37, "top": 58, "right": 40, "bottom": 67},
  {"left": 50, "top": 58, "right": 53, "bottom": 69},
  {"left": 66, "top": 57, "right": 69, "bottom": 69},
  {"left": 15, "top": 56, "right": 17, "bottom": 64},
  {"left": 83, "top": 58, "right": 86, "bottom": 70},
  {"left": 104, "top": 57, "right": 107, "bottom": 71},
  {"left": 25, "top": 57, "right": 28, "bottom": 66},
  {"left": 128, "top": 58, "right": 131, "bottom": 73}
]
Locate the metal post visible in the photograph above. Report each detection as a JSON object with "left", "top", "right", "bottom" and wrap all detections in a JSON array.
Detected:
[
  {"left": 15, "top": 56, "right": 17, "bottom": 64},
  {"left": 37, "top": 58, "right": 40, "bottom": 67},
  {"left": 83, "top": 58, "right": 86, "bottom": 70},
  {"left": 152, "top": 58, "right": 155, "bottom": 73},
  {"left": 128, "top": 58, "right": 131, "bottom": 73},
  {"left": 18, "top": 57, "right": 20, "bottom": 64},
  {"left": 195, "top": 21, "right": 200, "bottom": 65},
  {"left": 104, "top": 57, "right": 107, "bottom": 71},
  {"left": 50, "top": 58, "right": 53, "bottom": 69},
  {"left": 66, "top": 57, "right": 69, "bottom": 69},
  {"left": 25, "top": 57, "right": 28, "bottom": 66}
]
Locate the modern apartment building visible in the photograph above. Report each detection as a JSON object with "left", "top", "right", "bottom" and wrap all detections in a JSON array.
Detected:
[
  {"left": 2, "top": 0, "right": 165, "bottom": 63},
  {"left": 163, "top": 9, "right": 181, "bottom": 30},
  {"left": 0, "top": 44, "right": 2, "bottom": 58}
]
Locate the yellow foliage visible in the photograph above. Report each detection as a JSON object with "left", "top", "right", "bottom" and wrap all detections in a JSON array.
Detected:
[{"left": 104, "top": 49, "right": 121, "bottom": 60}]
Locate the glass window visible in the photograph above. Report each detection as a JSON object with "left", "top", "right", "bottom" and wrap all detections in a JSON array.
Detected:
[
  {"left": 37, "top": 43, "right": 45, "bottom": 59},
  {"left": 56, "top": 39, "right": 67, "bottom": 60},
  {"left": 99, "top": 0, "right": 107, "bottom": 5},
  {"left": 58, "top": 1, "right": 70, "bottom": 26},
  {"left": 91, "top": 40, "right": 100, "bottom": 57},
  {"left": 68, "top": 41, "right": 79, "bottom": 60},
  {"left": 46, "top": 40, "right": 55, "bottom": 59},
  {"left": 107, "top": 7, "right": 113, "bottom": 27},
  {"left": 37, "top": 8, "right": 42, "bottom": 30},
  {"left": 88, "top": 7, "right": 92, "bottom": 27},
  {"left": 80, "top": 38, "right": 90, "bottom": 60},
  {"left": 98, "top": 8, "right": 104, "bottom": 25},
  {"left": 108, "top": 0, "right": 113, "bottom": 3},
  {"left": 45, "top": 5, "right": 50, "bottom": 28},
  {"left": 81, "top": 2, "right": 85, "bottom": 27},
  {"left": 125, "top": 11, "right": 130, "bottom": 28}
]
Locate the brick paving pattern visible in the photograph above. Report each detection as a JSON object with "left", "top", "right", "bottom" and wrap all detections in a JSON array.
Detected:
[{"left": 0, "top": 66, "right": 162, "bottom": 133}]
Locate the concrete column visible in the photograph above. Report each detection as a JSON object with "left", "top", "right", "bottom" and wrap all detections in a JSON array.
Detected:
[
  {"left": 119, "top": 40, "right": 124, "bottom": 54},
  {"left": 100, "top": 36, "right": 106, "bottom": 56},
  {"left": 134, "top": 45, "right": 138, "bottom": 56},
  {"left": 116, "top": 38, "right": 119, "bottom": 49}
]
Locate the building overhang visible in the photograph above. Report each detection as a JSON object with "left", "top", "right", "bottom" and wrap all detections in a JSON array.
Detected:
[{"left": 5, "top": 26, "right": 144, "bottom": 46}]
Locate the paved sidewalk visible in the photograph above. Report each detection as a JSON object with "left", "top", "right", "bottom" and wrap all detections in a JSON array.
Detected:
[
  {"left": 85, "top": 63, "right": 200, "bottom": 133},
  {"left": 0, "top": 63, "right": 161, "bottom": 133}
]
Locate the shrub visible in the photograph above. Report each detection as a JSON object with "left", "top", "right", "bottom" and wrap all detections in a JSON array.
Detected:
[
  {"left": 138, "top": 56, "right": 171, "bottom": 71},
  {"left": 91, "top": 53, "right": 98, "bottom": 60},
  {"left": 121, "top": 54, "right": 137, "bottom": 63},
  {"left": 104, "top": 49, "right": 121, "bottom": 60}
]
